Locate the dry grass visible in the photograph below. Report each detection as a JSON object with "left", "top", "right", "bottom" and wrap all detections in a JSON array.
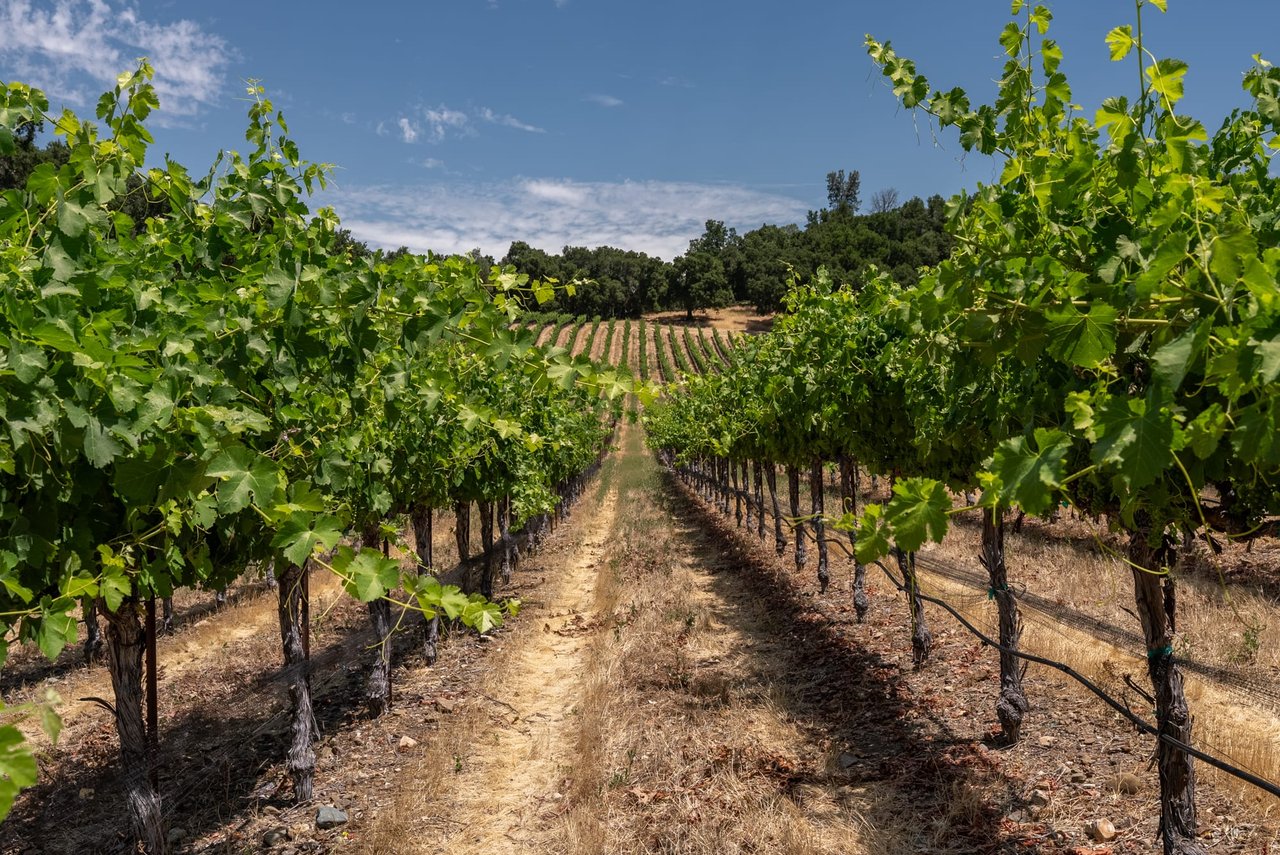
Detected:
[
  {"left": 546, "top": 428, "right": 872, "bottom": 854},
  {"left": 918, "top": 518, "right": 1280, "bottom": 819}
]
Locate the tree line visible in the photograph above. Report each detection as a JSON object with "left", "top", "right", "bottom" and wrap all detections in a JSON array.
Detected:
[{"left": 503, "top": 170, "right": 952, "bottom": 318}]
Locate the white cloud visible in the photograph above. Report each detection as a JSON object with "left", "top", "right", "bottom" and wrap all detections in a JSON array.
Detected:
[
  {"left": 326, "top": 178, "right": 810, "bottom": 260},
  {"left": 398, "top": 117, "right": 419, "bottom": 143},
  {"left": 422, "top": 158, "right": 446, "bottom": 170},
  {"left": 478, "top": 107, "right": 544, "bottom": 134},
  {"left": 584, "top": 93, "right": 624, "bottom": 108},
  {"left": 422, "top": 105, "right": 472, "bottom": 141},
  {"left": 0, "top": 0, "right": 232, "bottom": 121},
  {"left": 388, "top": 104, "right": 544, "bottom": 142}
]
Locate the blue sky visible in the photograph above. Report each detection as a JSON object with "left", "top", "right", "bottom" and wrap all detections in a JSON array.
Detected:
[{"left": 2, "top": 0, "right": 1277, "bottom": 259}]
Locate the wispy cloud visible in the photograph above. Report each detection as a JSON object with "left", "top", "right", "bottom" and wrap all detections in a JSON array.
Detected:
[
  {"left": 422, "top": 158, "right": 446, "bottom": 170},
  {"left": 326, "top": 178, "right": 809, "bottom": 260},
  {"left": 584, "top": 93, "right": 624, "bottom": 108},
  {"left": 387, "top": 104, "right": 543, "bottom": 143},
  {"left": 0, "top": 0, "right": 232, "bottom": 121},
  {"left": 478, "top": 107, "right": 545, "bottom": 134},
  {"left": 397, "top": 117, "right": 419, "bottom": 143},
  {"left": 422, "top": 106, "right": 471, "bottom": 141}
]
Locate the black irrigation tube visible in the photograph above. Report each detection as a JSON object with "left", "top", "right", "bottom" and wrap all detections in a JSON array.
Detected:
[
  {"left": 670, "top": 459, "right": 1280, "bottom": 802},
  {"left": 870, "top": 558, "right": 1280, "bottom": 801},
  {"left": 911, "top": 551, "right": 1280, "bottom": 715},
  {"left": 680, "top": 460, "right": 1280, "bottom": 803}
]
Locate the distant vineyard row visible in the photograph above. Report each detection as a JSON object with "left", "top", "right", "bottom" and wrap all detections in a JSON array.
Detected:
[{"left": 528, "top": 317, "right": 739, "bottom": 382}]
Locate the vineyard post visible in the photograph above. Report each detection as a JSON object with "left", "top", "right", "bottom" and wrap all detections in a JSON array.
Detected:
[
  {"left": 455, "top": 501, "right": 472, "bottom": 560},
  {"left": 719, "top": 458, "right": 731, "bottom": 515},
  {"left": 83, "top": 599, "right": 104, "bottom": 664},
  {"left": 499, "top": 495, "right": 513, "bottom": 585}
]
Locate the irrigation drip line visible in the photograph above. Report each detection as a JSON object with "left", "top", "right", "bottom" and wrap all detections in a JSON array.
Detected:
[
  {"left": 724, "top": 471, "right": 1280, "bottom": 711},
  {"left": 869, "top": 558, "right": 1280, "bottom": 801}
]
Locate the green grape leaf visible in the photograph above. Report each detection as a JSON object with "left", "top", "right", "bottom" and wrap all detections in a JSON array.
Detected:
[
  {"left": 35, "top": 611, "right": 77, "bottom": 661},
  {"left": 1106, "top": 25, "right": 1135, "bottom": 61},
  {"left": 7, "top": 345, "right": 47, "bottom": 385},
  {"left": 854, "top": 503, "right": 893, "bottom": 564},
  {"left": 989, "top": 429, "right": 1072, "bottom": 516},
  {"left": 1231, "top": 399, "right": 1280, "bottom": 467},
  {"left": 885, "top": 478, "right": 951, "bottom": 553},
  {"left": 1151, "top": 323, "right": 1201, "bottom": 391},
  {"left": 1186, "top": 404, "right": 1227, "bottom": 459},
  {"left": 271, "top": 513, "right": 344, "bottom": 566},
  {"left": 462, "top": 599, "right": 503, "bottom": 634},
  {"left": 0, "top": 723, "right": 39, "bottom": 820},
  {"left": 1146, "top": 58, "right": 1189, "bottom": 108},
  {"left": 205, "top": 446, "right": 280, "bottom": 513},
  {"left": 1045, "top": 304, "right": 1117, "bottom": 368},
  {"left": 1091, "top": 393, "right": 1176, "bottom": 490},
  {"left": 39, "top": 691, "right": 62, "bottom": 745},
  {"left": 337, "top": 547, "right": 401, "bottom": 602}
]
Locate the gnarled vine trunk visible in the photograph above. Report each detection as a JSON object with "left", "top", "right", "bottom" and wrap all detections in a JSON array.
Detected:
[
  {"left": 787, "top": 464, "right": 806, "bottom": 571},
  {"left": 276, "top": 561, "right": 316, "bottom": 800},
  {"left": 411, "top": 506, "right": 440, "bottom": 664},
  {"left": 83, "top": 599, "right": 104, "bottom": 664},
  {"left": 479, "top": 499, "right": 495, "bottom": 599},
  {"left": 364, "top": 528, "right": 394, "bottom": 716},
  {"left": 754, "top": 460, "right": 766, "bottom": 542},
  {"left": 499, "top": 495, "right": 513, "bottom": 584},
  {"left": 731, "top": 460, "right": 743, "bottom": 527},
  {"left": 766, "top": 464, "right": 785, "bottom": 555},
  {"left": 454, "top": 500, "right": 472, "bottom": 561},
  {"left": 838, "top": 455, "right": 869, "bottom": 622},
  {"left": 895, "top": 547, "right": 932, "bottom": 667},
  {"left": 810, "top": 459, "right": 829, "bottom": 593},
  {"left": 1129, "top": 523, "right": 1205, "bottom": 855},
  {"left": 980, "top": 506, "right": 1028, "bottom": 743},
  {"left": 101, "top": 598, "right": 168, "bottom": 854}
]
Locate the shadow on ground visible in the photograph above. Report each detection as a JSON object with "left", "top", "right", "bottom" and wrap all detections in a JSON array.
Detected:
[{"left": 654, "top": 466, "right": 1033, "bottom": 854}]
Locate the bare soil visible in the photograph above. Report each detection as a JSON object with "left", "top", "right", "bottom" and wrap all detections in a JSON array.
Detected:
[{"left": 643, "top": 306, "right": 773, "bottom": 335}]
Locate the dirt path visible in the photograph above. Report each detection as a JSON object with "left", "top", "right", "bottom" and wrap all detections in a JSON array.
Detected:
[
  {"left": 368, "top": 425, "right": 885, "bottom": 854},
  {"left": 554, "top": 322, "right": 578, "bottom": 350},
  {"left": 431, "top": 487, "right": 620, "bottom": 851},
  {"left": 589, "top": 321, "right": 610, "bottom": 361}
]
